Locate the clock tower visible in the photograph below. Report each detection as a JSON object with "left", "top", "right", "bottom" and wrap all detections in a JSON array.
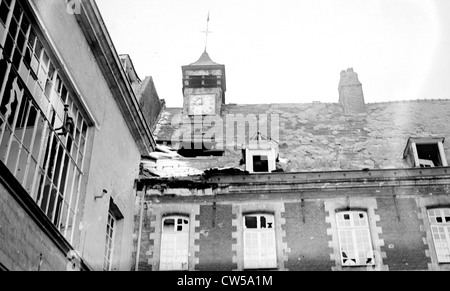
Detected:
[{"left": 182, "top": 51, "right": 226, "bottom": 116}]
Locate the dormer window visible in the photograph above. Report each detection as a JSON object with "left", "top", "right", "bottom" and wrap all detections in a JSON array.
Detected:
[
  {"left": 243, "top": 150, "right": 277, "bottom": 174},
  {"left": 404, "top": 138, "right": 448, "bottom": 168},
  {"left": 242, "top": 133, "right": 279, "bottom": 174}
]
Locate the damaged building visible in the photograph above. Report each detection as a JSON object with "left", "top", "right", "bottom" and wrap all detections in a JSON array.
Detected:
[
  {"left": 133, "top": 50, "right": 450, "bottom": 271},
  {"left": 1, "top": 0, "right": 450, "bottom": 273}
]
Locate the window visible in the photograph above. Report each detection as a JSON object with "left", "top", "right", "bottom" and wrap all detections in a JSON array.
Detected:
[
  {"left": 102, "top": 198, "right": 123, "bottom": 271},
  {"left": 160, "top": 215, "right": 190, "bottom": 271},
  {"left": 428, "top": 208, "right": 450, "bottom": 263},
  {"left": 0, "top": 0, "right": 89, "bottom": 244},
  {"left": 0, "top": 0, "right": 13, "bottom": 43},
  {"left": 252, "top": 155, "right": 269, "bottom": 173},
  {"left": 187, "top": 76, "right": 202, "bottom": 87},
  {"left": 404, "top": 138, "right": 448, "bottom": 168},
  {"left": 416, "top": 144, "right": 443, "bottom": 167},
  {"left": 103, "top": 210, "right": 116, "bottom": 271},
  {"left": 203, "top": 75, "right": 219, "bottom": 87},
  {"left": 336, "top": 211, "right": 375, "bottom": 267},
  {"left": 185, "top": 75, "right": 220, "bottom": 88},
  {"left": 244, "top": 149, "right": 277, "bottom": 174},
  {"left": 243, "top": 213, "right": 277, "bottom": 270}
]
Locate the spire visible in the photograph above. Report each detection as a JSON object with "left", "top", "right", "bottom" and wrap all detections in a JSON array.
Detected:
[{"left": 201, "top": 11, "right": 211, "bottom": 52}]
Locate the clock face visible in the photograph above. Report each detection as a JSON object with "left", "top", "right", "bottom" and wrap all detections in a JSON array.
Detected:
[{"left": 189, "top": 94, "right": 216, "bottom": 115}]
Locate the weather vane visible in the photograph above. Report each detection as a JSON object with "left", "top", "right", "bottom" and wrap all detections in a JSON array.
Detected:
[{"left": 201, "top": 11, "right": 212, "bottom": 52}]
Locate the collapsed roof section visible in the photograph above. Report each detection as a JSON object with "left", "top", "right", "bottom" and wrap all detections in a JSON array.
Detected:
[{"left": 140, "top": 145, "right": 249, "bottom": 180}]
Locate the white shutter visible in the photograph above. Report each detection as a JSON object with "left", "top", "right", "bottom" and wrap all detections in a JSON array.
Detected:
[
  {"left": 243, "top": 232, "right": 259, "bottom": 269},
  {"left": 428, "top": 209, "right": 450, "bottom": 263},
  {"left": 260, "top": 230, "right": 277, "bottom": 269},
  {"left": 160, "top": 216, "right": 189, "bottom": 270},
  {"left": 243, "top": 214, "right": 277, "bottom": 269},
  {"left": 337, "top": 211, "right": 374, "bottom": 266},
  {"left": 160, "top": 233, "right": 177, "bottom": 270},
  {"left": 175, "top": 232, "right": 189, "bottom": 270}
]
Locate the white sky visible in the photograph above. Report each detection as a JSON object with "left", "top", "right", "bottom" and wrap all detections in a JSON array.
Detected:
[{"left": 96, "top": 0, "right": 450, "bottom": 107}]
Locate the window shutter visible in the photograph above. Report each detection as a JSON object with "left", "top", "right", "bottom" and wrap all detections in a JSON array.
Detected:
[
  {"left": 160, "top": 217, "right": 189, "bottom": 270},
  {"left": 243, "top": 231, "right": 259, "bottom": 269},
  {"left": 428, "top": 209, "right": 450, "bottom": 263},
  {"left": 260, "top": 230, "right": 277, "bottom": 269},
  {"left": 175, "top": 232, "right": 189, "bottom": 270},
  {"left": 337, "top": 211, "right": 374, "bottom": 266},
  {"left": 243, "top": 214, "right": 277, "bottom": 269}
]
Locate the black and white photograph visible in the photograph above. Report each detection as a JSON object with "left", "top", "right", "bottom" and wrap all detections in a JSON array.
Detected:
[{"left": 1, "top": 0, "right": 450, "bottom": 280}]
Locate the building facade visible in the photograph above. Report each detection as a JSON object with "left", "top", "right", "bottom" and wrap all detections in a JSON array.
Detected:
[
  {"left": 0, "top": 0, "right": 155, "bottom": 271},
  {"left": 133, "top": 51, "right": 450, "bottom": 271},
  {"left": 1, "top": 1, "right": 449, "bottom": 272}
]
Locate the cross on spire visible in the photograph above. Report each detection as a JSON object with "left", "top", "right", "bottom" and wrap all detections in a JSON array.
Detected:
[{"left": 201, "top": 11, "right": 212, "bottom": 52}]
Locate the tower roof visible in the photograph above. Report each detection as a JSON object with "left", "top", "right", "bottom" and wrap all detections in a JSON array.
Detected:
[{"left": 188, "top": 51, "right": 221, "bottom": 66}]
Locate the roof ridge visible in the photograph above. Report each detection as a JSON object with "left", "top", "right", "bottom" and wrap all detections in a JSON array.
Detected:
[{"left": 163, "top": 99, "right": 450, "bottom": 109}]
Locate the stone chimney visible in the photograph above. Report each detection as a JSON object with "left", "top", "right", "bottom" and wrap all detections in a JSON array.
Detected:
[{"left": 338, "top": 68, "right": 366, "bottom": 114}]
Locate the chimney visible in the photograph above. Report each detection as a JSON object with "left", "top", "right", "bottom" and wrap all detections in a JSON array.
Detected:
[{"left": 338, "top": 68, "right": 366, "bottom": 114}]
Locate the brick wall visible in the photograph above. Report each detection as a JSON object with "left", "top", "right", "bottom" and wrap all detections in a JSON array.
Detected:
[
  {"left": 376, "top": 197, "right": 429, "bottom": 270},
  {"left": 0, "top": 184, "right": 68, "bottom": 271},
  {"left": 136, "top": 191, "right": 447, "bottom": 271},
  {"left": 196, "top": 204, "right": 235, "bottom": 271},
  {"left": 284, "top": 200, "right": 334, "bottom": 271}
]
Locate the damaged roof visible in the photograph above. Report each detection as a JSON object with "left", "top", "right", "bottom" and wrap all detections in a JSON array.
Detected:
[{"left": 152, "top": 100, "right": 450, "bottom": 173}]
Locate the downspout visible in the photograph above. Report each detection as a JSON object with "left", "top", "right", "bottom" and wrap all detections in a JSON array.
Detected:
[{"left": 135, "top": 184, "right": 146, "bottom": 271}]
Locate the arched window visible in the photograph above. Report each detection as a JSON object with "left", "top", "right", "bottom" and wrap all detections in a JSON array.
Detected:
[
  {"left": 427, "top": 208, "right": 450, "bottom": 263},
  {"left": 336, "top": 211, "right": 374, "bottom": 266},
  {"left": 243, "top": 213, "right": 277, "bottom": 269},
  {"left": 160, "top": 215, "right": 190, "bottom": 271}
]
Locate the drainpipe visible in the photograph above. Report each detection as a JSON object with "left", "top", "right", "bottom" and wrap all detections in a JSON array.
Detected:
[{"left": 135, "top": 185, "right": 146, "bottom": 271}]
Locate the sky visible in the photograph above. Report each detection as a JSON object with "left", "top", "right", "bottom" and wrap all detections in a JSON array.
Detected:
[{"left": 96, "top": 0, "right": 450, "bottom": 107}]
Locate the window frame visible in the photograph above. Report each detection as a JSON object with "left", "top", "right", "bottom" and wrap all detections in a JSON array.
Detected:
[
  {"left": 244, "top": 149, "right": 276, "bottom": 174},
  {"left": 404, "top": 138, "right": 448, "bottom": 168},
  {"left": 427, "top": 208, "right": 450, "bottom": 264},
  {"left": 0, "top": 0, "right": 92, "bottom": 245},
  {"left": 336, "top": 210, "right": 375, "bottom": 267},
  {"left": 159, "top": 214, "right": 190, "bottom": 271},
  {"left": 103, "top": 210, "right": 116, "bottom": 271},
  {"left": 102, "top": 198, "right": 124, "bottom": 271},
  {"left": 252, "top": 155, "right": 269, "bottom": 173},
  {"left": 242, "top": 213, "right": 277, "bottom": 270}
]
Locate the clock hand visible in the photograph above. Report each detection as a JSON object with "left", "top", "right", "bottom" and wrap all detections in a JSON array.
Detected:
[{"left": 193, "top": 97, "right": 203, "bottom": 105}]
